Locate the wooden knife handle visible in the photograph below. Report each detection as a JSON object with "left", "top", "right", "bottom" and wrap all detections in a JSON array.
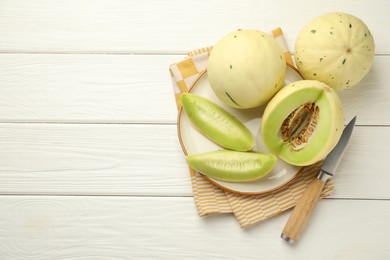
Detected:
[{"left": 281, "top": 177, "right": 325, "bottom": 243}]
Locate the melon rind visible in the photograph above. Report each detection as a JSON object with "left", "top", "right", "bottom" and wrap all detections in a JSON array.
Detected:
[
  {"left": 186, "top": 150, "right": 277, "bottom": 182},
  {"left": 261, "top": 80, "right": 344, "bottom": 166},
  {"left": 294, "top": 12, "right": 375, "bottom": 90},
  {"left": 208, "top": 30, "right": 286, "bottom": 108},
  {"left": 181, "top": 93, "right": 255, "bottom": 151}
]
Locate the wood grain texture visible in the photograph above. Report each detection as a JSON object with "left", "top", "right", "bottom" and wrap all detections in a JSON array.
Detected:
[
  {"left": 0, "top": 1, "right": 388, "bottom": 258},
  {"left": 0, "top": 123, "right": 190, "bottom": 196},
  {"left": 0, "top": 54, "right": 179, "bottom": 123},
  {"left": 282, "top": 178, "right": 325, "bottom": 241},
  {"left": 0, "top": 123, "right": 388, "bottom": 198},
  {"left": 0, "top": 0, "right": 388, "bottom": 54},
  {"left": 0, "top": 54, "right": 389, "bottom": 124},
  {"left": 0, "top": 196, "right": 389, "bottom": 259}
]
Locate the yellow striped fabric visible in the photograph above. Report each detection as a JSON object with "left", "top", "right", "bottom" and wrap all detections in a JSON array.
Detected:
[
  {"left": 169, "top": 28, "right": 334, "bottom": 228},
  {"left": 226, "top": 162, "right": 334, "bottom": 227}
]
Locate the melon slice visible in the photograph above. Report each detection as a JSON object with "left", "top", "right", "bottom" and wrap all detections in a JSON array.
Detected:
[{"left": 186, "top": 150, "right": 276, "bottom": 182}]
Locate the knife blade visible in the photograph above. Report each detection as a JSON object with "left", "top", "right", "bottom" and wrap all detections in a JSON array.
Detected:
[{"left": 281, "top": 116, "right": 357, "bottom": 243}]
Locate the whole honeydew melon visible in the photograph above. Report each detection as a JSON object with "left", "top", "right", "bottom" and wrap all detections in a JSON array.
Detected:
[
  {"left": 208, "top": 30, "right": 286, "bottom": 109},
  {"left": 294, "top": 12, "right": 375, "bottom": 90}
]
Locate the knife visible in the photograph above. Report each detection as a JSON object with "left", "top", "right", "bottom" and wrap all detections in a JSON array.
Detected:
[{"left": 281, "top": 116, "right": 357, "bottom": 243}]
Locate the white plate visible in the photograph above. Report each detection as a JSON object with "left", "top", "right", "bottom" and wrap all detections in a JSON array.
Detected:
[{"left": 178, "top": 65, "right": 304, "bottom": 195}]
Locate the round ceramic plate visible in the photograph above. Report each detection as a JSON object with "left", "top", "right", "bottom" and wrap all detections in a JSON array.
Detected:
[{"left": 178, "top": 65, "right": 303, "bottom": 195}]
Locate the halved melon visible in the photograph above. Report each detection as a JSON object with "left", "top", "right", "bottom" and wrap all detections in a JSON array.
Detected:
[{"left": 261, "top": 80, "right": 344, "bottom": 166}]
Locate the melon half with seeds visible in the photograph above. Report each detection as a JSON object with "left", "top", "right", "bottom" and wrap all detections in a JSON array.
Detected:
[
  {"left": 294, "top": 12, "right": 375, "bottom": 90},
  {"left": 261, "top": 80, "right": 344, "bottom": 166}
]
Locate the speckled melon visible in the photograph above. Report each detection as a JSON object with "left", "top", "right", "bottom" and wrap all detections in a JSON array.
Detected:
[
  {"left": 208, "top": 29, "right": 286, "bottom": 108},
  {"left": 294, "top": 12, "right": 375, "bottom": 90}
]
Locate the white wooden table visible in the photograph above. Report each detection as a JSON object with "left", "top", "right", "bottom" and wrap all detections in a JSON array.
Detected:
[{"left": 0, "top": 1, "right": 389, "bottom": 259}]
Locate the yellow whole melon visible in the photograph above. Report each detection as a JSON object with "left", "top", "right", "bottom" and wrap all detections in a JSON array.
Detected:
[
  {"left": 208, "top": 30, "right": 286, "bottom": 109},
  {"left": 294, "top": 12, "right": 375, "bottom": 90}
]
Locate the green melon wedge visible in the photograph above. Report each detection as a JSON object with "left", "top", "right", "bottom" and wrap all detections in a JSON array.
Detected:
[
  {"left": 186, "top": 150, "right": 276, "bottom": 182},
  {"left": 181, "top": 93, "right": 255, "bottom": 151}
]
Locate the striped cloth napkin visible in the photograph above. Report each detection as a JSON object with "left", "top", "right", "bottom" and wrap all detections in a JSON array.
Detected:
[{"left": 170, "top": 28, "right": 334, "bottom": 228}]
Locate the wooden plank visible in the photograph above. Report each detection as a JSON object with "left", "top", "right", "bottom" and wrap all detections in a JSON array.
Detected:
[
  {"left": 0, "top": 0, "right": 387, "bottom": 54},
  {"left": 338, "top": 55, "right": 390, "bottom": 126},
  {"left": 0, "top": 123, "right": 388, "bottom": 199},
  {"left": 0, "top": 123, "right": 191, "bottom": 196},
  {"left": 0, "top": 54, "right": 180, "bottom": 123},
  {"left": 0, "top": 54, "right": 388, "bottom": 125},
  {"left": 0, "top": 196, "right": 388, "bottom": 259}
]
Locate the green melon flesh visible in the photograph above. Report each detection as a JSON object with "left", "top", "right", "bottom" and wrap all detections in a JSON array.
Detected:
[
  {"left": 186, "top": 150, "right": 276, "bottom": 182},
  {"left": 181, "top": 93, "right": 255, "bottom": 151},
  {"left": 261, "top": 80, "right": 344, "bottom": 166}
]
